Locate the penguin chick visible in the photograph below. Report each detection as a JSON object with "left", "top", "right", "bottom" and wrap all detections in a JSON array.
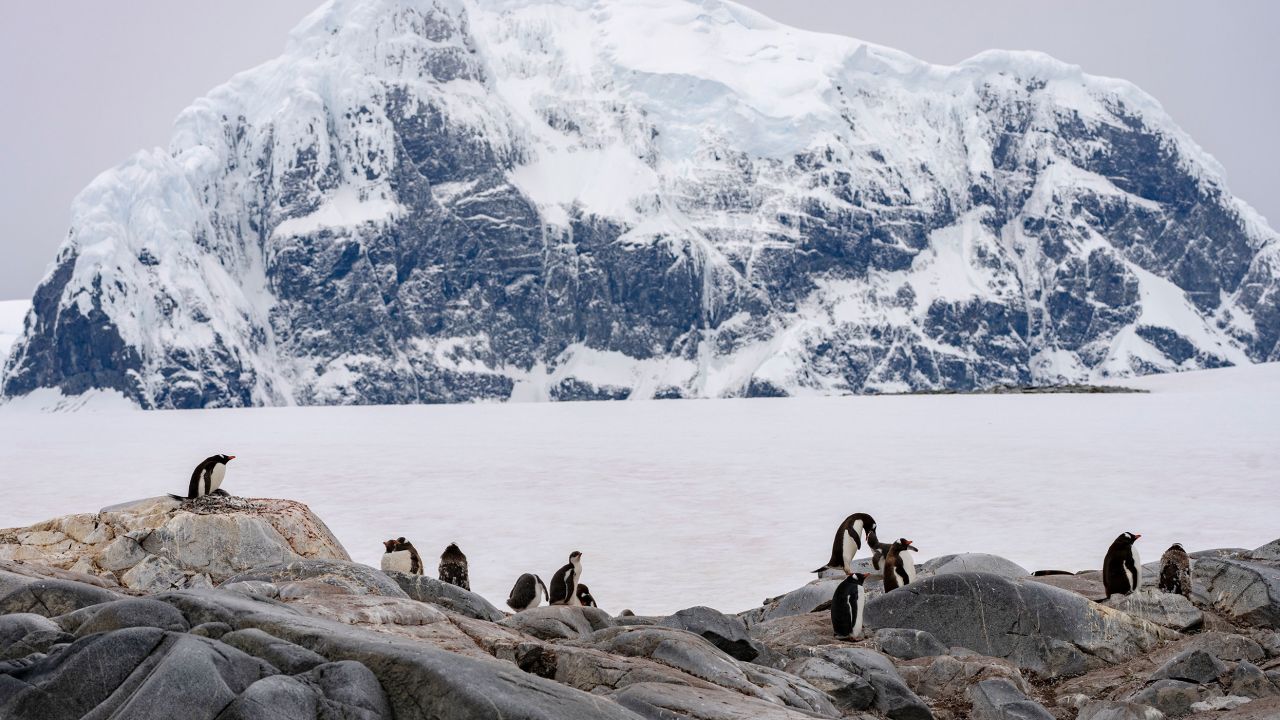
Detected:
[
  {"left": 1158, "top": 542, "right": 1192, "bottom": 599},
  {"left": 575, "top": 584, "right": 598, "bottom": 608},
  {"left": 882, "top": 539, "right": 919, "bottom": 593},
  {"left": 438, "top": 543, "right": 470, "bottom": 590},
  {"left": 831, "top": 573, "right": 869, "bottom": 639},
  {"left": 1102, "top": 532, "right": 1143, "bottom": 598},
  {"left": 813, "top": 513, "right": 877, "bottom": 574},
  {"left": 866, "top": 526, "right": 893, "bottom": 571},
  {"left": 549, "top": 551, "right": 583, "bottom": 606},
  {"left": 381, "top": 537, "right": 423, "bottom": 575},
  {"left": 506, "top": 573, "right": 548, "bottom": 612}
]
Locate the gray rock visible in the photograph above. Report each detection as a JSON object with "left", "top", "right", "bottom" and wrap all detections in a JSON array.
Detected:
[
  {"left": 783, "top": 655, "right": 876, "bottom": 711},
  {"left": 739, "top": 663, "right": 843, "bottom": 717},
  {"left": 819, "top": 647, "right": 933, "bottom": 720},
  {"left": 1250, "top": 538, "right": 1280, "bottom": 561},
  {"left": 1077, "top": 700, "right": 1166, "bottom": 720},
  {"left": 220, "top": 628, "right": 327, "bottom": 674},
  {"left": 922, "top": 554, "right": 1030, "bottom": 579},
  {"left": 966, "top": 677, "right": 1053, "bottom": 720},
  {"left": 739, "top": 578, "right": 843, "bottom": 626},
  {"left": 120, "top": 554, "right": 188, "bottom": 592},
  {"left": 499, "top": 605, "right": 616, "bottom": 640},
  {"left": 1230, "top": 662, "right": 1280, "bottom": 699},
  {"left": 1105, "top": 589, "right": 1203, "bottom": 632},
  {"left": 0, "top": 614, "right": 60, "bottom": 654},
  {"left": 216, "top": 660, "right": 391, "bottom": 720},
  {"left": 71, "top": 598, "right": 191, "bottom": 636},
  {"left": 864, "top": 572, "right": 1178, "bottom": 678},
  {"left": 0, "top": 629, "right": 77, "bottom": 661},
  {"left": 1185, "top": 632, "right": 1266, "bottom": 663},
  {"left": 1260, "top": 632, "right": 1280, "bottom": 659},
  {"left": 0, "top": 627, "right": 277, "bottom": 720},
  {"left": 0, "top": 579, "right": 118, "bottom": 618},
  {"left": 1190, "top": 695, "right": 1252, "bottom": 712},
  {"left": 612, "top": 681, "right": 831, "bottom": 720},
  {"left": 590, "top": 626, "right": 767, "bottom": 700},
  {"left": 386, "top": 571, "right": 505, "bottom": 621},
  {"left": 189, "top": 621, "right": 232, "bottom": 639},
  {"left": 1151, "top": 648, "right": 1228, "bottom": 685},
  {"left": 661, "top": 606, "right": 764, "bottom": 662},
  {"left": 223, "top": 560, "right": 409, "bottom": 599},
  {"left": 97, "top": 536, "right": 147, "bottom": 572},
  {"left": 902, "top": 654, "right": 1029, "bottom": 700},
  {"left": 1130, "top": 679, "right": 1222, "bottom": 717},
  {"left": 874, "top": 628, "right": 947, "bottom": 660},
  {"left": 1193, "top": 556, "right": 1280, "bottom": 627}
]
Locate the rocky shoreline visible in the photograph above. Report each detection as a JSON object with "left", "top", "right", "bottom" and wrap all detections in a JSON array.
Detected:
[{"left": 1, "top": 497, "right": 1278, "bottom": 719}]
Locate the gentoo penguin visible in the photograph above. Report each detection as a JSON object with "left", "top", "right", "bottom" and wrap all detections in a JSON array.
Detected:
[
  {"left": 1102, "top": 532, "right": 1143, "bottom": 598},
  {"left": 549, "top": 551, "right": 583, "bottom": 606},
  {"left": 381, "top": 537, "right": 423, "bottom": 575},
  {"left": 438, "top": 543, "right": 470, "bottom": 590},
  {"left": 1158, "top": 543, "right": 1192, "bottom": 598},
  {"left": 831, "top": 573, "right": 869, "bottom": 639},
  {"left": 576, "top": 584, "right": 598, "bottom": 608},
  {"left": 882, "top": 539, "right": 919, "bottom": 592},
  {"left": 866, "top": 526, "right": 893, "bottom": 572},
  {"left": 170, "top": 454, "right": 236, "bottom": 500},
  {"left": 813, "top": 513, "right": 877, "bottom": 575},
  {"left": 506, "top": 573, "right": 548, "bottom": 612}
]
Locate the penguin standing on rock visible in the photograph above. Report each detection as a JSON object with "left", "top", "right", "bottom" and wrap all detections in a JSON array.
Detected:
[
  {"left": 549, "top": 551, "right": 583, "bottom": 606},
  {"left": 171, "top": 454, "right": 236, "bottom": 500},
  {"left": 438, "top": 543, "right": 470, "bottom": 590},
  {"left": 813, "top": 513, "right": 877, "bottom": 575},
  {"left": 1159, "top": 543, "right": 1192, "bottom": 598},
  {"left": 831, "top": 573, "right": 869, "bottom": 639},
  {"left": 506, "top": 573, "right": 548, "bottom": 612},
  {"left": 882, "top": 539, "right": 919, "bottom": 592},
  {"left": 575, "top": 584, "right": 598, "bottom": 608},
  {"left": 1102, "top": 532, "right": 1143, "bottom": 598},
  {"left": 381, "top": 538, "right": 423, "bottom": 575}
]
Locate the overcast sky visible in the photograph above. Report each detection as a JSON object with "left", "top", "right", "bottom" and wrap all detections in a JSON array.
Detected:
[{"left": 1, "top": 0, "right": 1276, "bottom": 299}]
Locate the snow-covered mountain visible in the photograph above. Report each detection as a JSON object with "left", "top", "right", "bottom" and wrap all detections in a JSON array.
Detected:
[{"left": 4, "top": 0, "right": 1278, "bottom": 409}]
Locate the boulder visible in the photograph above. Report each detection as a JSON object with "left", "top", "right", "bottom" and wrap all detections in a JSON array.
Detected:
[
  {"left": 1149, "top": 648, "right": 1227, "bottom": 685},
  {"left": 222, "top": 560, "right": 408, "bottom": 599},
  {"left": 215, "top": 661, "right": 391, "bottom": 720},
  {"left": 1193, "top": 556, "right": 1280, "bottom": 627},
  {"left": 220, "top": 628, "right": 328, "bottom": 674},
  {"left": 0, "top": 497, "right": 350, "bottom": 593},
  {"left": 1249, "top": 539, "right": 1280, "bottom": 562},
  {"left": 874, "top": 628, "right": 947, "bottom": 660},
  {"left": 966, "top": 677, "right": 1053, "bottom": 720},
  {"left": 784, "top": 655, "right": 876, "bottom": 711},
  {"left": 922, "top": 554, "right": 1030, "bottom": 579},
  {"left": 589, "top": 626, "right": 768, "bottom": 700},
  {"left": 0, "top": 579, "right": 118, "bottom": 618},
  {"left": 740, "top": 578, "right": 843, "bottom": 626},
  {"left": 1130, "top": 679, "right": 1221, "bottom": 717},
  {"left": 749, "top": 612, "right": 842, "bottom": 653},
  {"left": 386, "top": 571, "right": 505, "bottom": 621},
  {"left": 817, "top": 647, "right": 933, "bottom": 720},
  {"left": 69, "top": 598, "right": 190, "bottom": 636},
  {"left": 1230, "top": 662, "right": 1280, "bottom": 699},
  {"left": 1077, "top": 700, "right": 1166, "bottom": 720},
  {"left": 864, "top": 572, "right": 1179, "bottom": 678},
  {"left": 899, "top": 653, "right": 1029, "bottom": 700},
  {"left": 500, "top": 605, "right": 616, "bottom": 641},
  {"left": 1105, "top": 589, "right": 1203, "bottom": 632},
  {"left": 612, "top": 681, "right": 834, "bottom": 720},
  {"left": 1184, "top": 631, "right": 1266, "bottom": 663},
  {"left": 1190, "top": 695, "right": 1252, "bottom": 712},
  {"left": 660, "top": 606, "right": 765, "bottom": 662}
]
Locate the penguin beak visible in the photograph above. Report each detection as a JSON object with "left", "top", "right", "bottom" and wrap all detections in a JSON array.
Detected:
[
  {"left": 227, "top": 456, "right": 237, "bottom": 461},
  {"left": 1134, "top": 534, "right": 1141, "bottom": 540}
]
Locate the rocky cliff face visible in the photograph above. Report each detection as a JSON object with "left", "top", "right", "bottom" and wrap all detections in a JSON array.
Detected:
[{"left": 3, "top": 0, "right": 1277, "bottom": 408}]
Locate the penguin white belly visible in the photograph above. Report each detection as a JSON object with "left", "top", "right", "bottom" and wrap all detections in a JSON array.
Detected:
[
  {"left": 1129, "top": 547, "right": 1142, "bottom": 590},
  {"left": 381, "top": 550, "right": 413, "bottom": 574},
  {"left": 901, "top": 552, "right": 917, "bottom": 584},
  {"left": 842, "top": 522, "right": 861, "bottom": 571},
  {"left": 853, "top": 587, "right": 866, "bottom": 639},
  {"left": 208, "top": 463, "right": 226, "bottom": 493},
  {"left": 567, "top": 564, "right": 583, "bottom": 606}
]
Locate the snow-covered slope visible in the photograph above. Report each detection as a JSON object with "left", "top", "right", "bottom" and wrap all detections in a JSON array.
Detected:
[
  {"left": 0, "top": 300, "right": 31, "bottom": 375},
  {"left": 4, "top": 0, "right": 1278, "bottom": 408}
]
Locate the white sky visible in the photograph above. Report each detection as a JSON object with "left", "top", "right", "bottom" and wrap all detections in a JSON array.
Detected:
[{"left": 1, "top": 0, "right": 1275, "bottom": 299}]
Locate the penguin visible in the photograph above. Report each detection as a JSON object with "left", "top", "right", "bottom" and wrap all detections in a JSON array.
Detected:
[
  {"left": 866, "top": 526, "right": 893, "bottom": 572},
  {"left": 576, "top": 584, "right": 598, "bottom": 608},
  {"left": 1158, "top": 542, "right": 1192, "bottom": 599},
  {"left": 813, "top": 513, "right": 877, "bottom": 575},
  {"left": 171, "top": 454, "right": 236, "bottom": 500},
  {"left": 381, "top": 537, "right": 423, "bottom": 575},
  {"left": 1102, "top": 532, "right": 1143, "bottom": 598},
  {"left": 831, "top": 572, "right": 869, "bottom": 639},
  {"left": 438, "top": 543, "right": 470, "bottom": 590},
  {"left": 549, "top": 551, "right": 583, "bottom": 606},
  {"left": 882, "top": 539, "right": 919, "bottom": 592},
  {"left": 506, "top": 573, "right": 548, "bottom": 612}
]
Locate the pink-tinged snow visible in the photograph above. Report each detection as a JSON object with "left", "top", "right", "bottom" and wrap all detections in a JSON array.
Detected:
[{"left": 1, "top": 363, "right": 1276, "bottom": 615}]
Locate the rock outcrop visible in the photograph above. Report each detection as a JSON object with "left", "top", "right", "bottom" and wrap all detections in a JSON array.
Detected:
[{"left": 2, "top": 500, "right": 1277, "bottom": 720}]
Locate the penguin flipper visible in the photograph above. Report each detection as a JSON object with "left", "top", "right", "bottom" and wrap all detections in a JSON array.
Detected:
[{"left": 811, "top": 564, "right": 831, "bottom": 574}]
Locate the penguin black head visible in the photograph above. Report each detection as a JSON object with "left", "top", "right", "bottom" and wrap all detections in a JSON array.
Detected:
[
  {"left": 569, "top": 550, "right": 582, "bottom": 561},
  {"left": 892, "top": 538, "right": 918, "bottom": 552},
  {"left": 851, "top": 572, "right": 869, "bottom": 584},
  {"left": 216, "top": 454, "right": 236, "bottom": 463},
  {"left": 384, "top": 537, "right": 411, "bottom": 552},
  {"left": 1169, "top": 542, "right": 1184, "bottom": 551},
  {"left": 1117, "top": 532, "right": 1141, "bottom": 545}
]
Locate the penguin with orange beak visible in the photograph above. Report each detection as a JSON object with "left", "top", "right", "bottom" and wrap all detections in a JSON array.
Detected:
[
  {"left": 882, "top": 538, "right": 919, "bottom": 592},
  {"left": 1103, "top": 532, "right": 1143, "bottom": 598},
  {"left": 171, "top": 454, "right": 236, "bottom": 500}
]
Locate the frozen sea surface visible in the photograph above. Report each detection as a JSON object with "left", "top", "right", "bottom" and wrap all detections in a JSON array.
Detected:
[{"left": 1, "top": 363, "right": 1277, "bottom": 615}]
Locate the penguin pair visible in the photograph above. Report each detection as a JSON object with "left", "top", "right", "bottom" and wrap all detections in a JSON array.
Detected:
[
  {"left": 170, "top": 454, "right": 236, "bottom": 500},
  {"left": 507, "top": 566, "right": 596, "bottom": 611},
  {"left": 549, "top": 551, "right": 585, "bottom": 606},
  {"left": 380, "top": 539, "right": 470, "bottom": 591},
  {"left": 1102, "top": 533, "right": 1193, "bottom": 599}
]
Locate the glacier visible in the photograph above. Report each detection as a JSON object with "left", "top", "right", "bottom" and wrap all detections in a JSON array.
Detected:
[{"left": 3, "top": 0, "right": 1278, "bottom": 409}]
